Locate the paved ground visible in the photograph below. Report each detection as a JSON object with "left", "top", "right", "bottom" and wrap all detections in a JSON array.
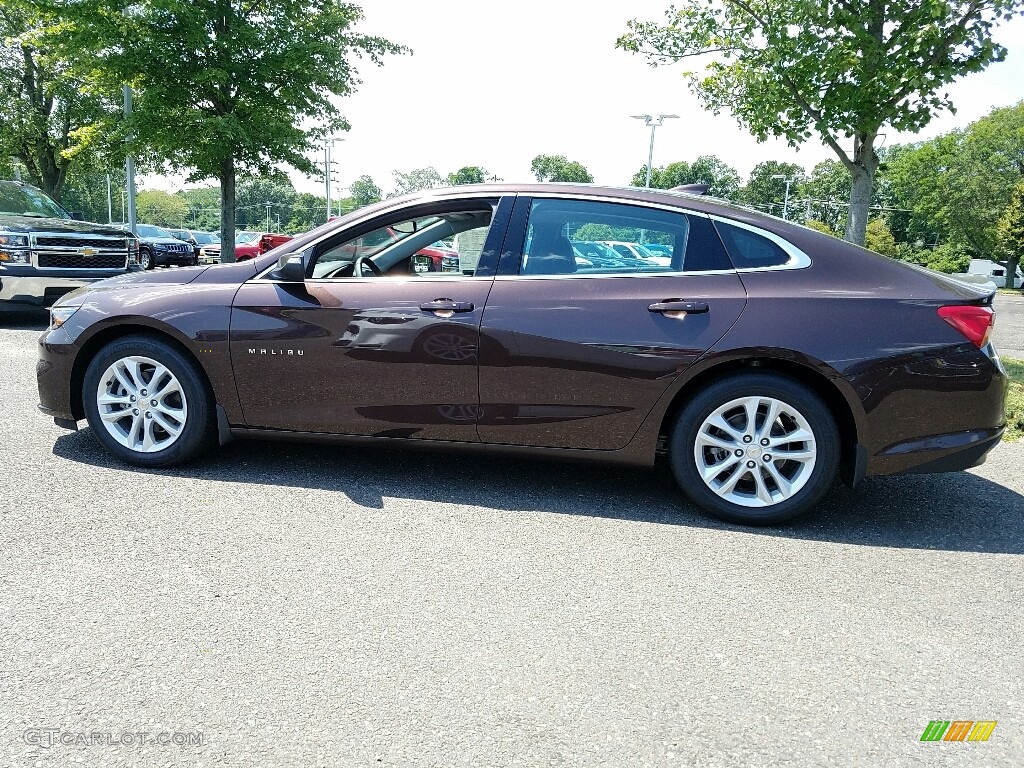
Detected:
[
  {"left": 993, "top": 292, "right": 1024, "bottom": 359},
  {"left": 1, "top": 316, "right": 1022, "bottom": 767}
]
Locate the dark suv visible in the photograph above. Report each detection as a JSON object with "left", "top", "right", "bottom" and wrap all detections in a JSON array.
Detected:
[
  {"left": 132, "top": 224, "right": 199, "bottom": 269},
  {"left": 0, "top": 180, "right": 138, "bottom": 308}
]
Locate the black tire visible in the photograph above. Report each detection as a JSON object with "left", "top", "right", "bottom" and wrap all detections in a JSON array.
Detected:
[
  {"left": 669, "top": 373, "right": 840, "bottom": 526},
  {"left": 82, "top": 335, "right": 216, "bottom": 468},
  {"left": 139, "top": 248, "right": 154, "bottom": 270}
]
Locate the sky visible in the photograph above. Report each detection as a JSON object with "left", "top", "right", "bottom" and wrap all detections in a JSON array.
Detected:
[{"left": 149, "top": 0, "right": 1024, "bottom": 197}]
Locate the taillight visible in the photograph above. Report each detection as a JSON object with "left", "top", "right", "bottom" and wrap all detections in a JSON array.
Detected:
[{"left": 937, "top": 305, "right": 994, "bottom": 348}]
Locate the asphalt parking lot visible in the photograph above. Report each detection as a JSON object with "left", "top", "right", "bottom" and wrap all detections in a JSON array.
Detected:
[{"left": 1, "top": 312, "right": 1022, "bottom": 766}]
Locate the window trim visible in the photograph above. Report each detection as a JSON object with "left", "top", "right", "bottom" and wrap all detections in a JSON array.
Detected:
[{"left": 708, "top": 215, "right": 812, "bottom": 272}]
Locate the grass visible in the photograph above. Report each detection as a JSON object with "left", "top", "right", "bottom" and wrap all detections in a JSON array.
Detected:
[{"left": 1004, "top": 356, "right": 1024, "bottom": 441}]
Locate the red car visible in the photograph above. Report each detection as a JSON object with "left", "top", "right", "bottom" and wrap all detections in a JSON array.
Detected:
[{"left": 233, "top": 231, "right": 292, "bottom": 261}]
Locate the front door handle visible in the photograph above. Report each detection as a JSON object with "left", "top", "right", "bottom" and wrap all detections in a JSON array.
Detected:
[
  {"left": 649, "top": 299, "right": 709, "bottom": 314},
  {"left": 420, "top": 299, "right": 475, "bottom": 313}
]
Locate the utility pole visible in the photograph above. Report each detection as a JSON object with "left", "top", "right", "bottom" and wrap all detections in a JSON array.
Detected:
[
  {"left": 106, "top": 174, "right": 113, "bottom": 223},
  {"left": 772, "top": 174, "right": 794, "bottom": 220},
  {"left": 265, "top": 202, "right": 272, "bottom": 231},
  {"left": 123, "top": 84, "right": 137, "bottom": 234},
  {"left": 631, "top": 114, "right": 679, "bottom": 187}
]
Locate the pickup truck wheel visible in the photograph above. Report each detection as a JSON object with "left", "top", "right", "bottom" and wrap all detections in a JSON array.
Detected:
[
  {"left": 83, "top": 336, "right": 215, "bottom": 468},
  {"left": 139, "top": 248, "right": 154, "bottom": 270},
  {"left": 669, "top": 373, "right": 839, "bottom": 526}
]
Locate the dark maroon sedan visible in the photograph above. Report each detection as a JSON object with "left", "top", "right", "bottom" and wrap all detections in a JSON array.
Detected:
[{"left": 37, "top": 184, "right": 1008, "bottom": 524}]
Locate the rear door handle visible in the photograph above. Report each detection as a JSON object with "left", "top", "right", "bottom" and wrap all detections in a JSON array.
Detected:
[
  {"left": 649, "top": 299, "right": 709, "bottom": 314},
  {"left": 419, "top": 299, "right": 475, "bottom": 313}
]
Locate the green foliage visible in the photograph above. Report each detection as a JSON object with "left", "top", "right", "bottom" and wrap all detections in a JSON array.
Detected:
[
  {"left": 632, "top": 155, "right": 740, "bottom": 198},
  {"left": 737, "top": 161, "right": 805, "bottom": 216},
  {"left": 878, "top": 102, "right": 1024, "bottom": 256},
  {"left": 618, "top": 1, "right": 1022, "bottom": 245},
  {"left": 349, "top": 174, "right": 382, "bottom": 207},
  {"left": 864, "top": 218, "right": 897, "bottom": 256},
  {"left": 804, "top": 219, "right": 836, "bottom": 236},
  {"left": 136, "top": 189, "right": 188, "bottom": 228},
  {"left": 995, "top": 182, "right": 1024, "bottom": 290},
  {"left": 234, "top": 177, "right": 296, "bottom": 231},
  {"left": 390, "top": 167, "right": 444, "bottom": 196},
  {"left": 1003, "top": 357, "right": 1024, "bottom": 441},
  {"left": 46, "top": 0, "right": 406, "bottom": 259},
  {"left": 530, "top": 155, "right": 594, "bottom": 183},
  {"left": 446, "top": 166, "right": 488, "bottom": 185},
  {"left": 802, "top": 160, "right": 850, "bottom": 234},
  {"left": 176, "top": 186, "right": 221, "bottom": 231},
  {"left": 0, "top": 0, "right": 120, "bottom": 199}
]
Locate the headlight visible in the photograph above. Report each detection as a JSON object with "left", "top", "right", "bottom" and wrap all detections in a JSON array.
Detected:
[
  {"left": 0, "top": 232, "right": 30, "bottom": 263},
  {"left": 49, "top": 306, "right": 80, "bottom": 330}
]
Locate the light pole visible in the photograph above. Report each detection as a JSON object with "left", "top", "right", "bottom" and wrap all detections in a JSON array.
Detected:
[
  {"left": 324, "top": 136, "right": 344, "bottom": 219},
  {"left": 265, "top": 202, "right": 272, "bottom": 231},
  {"left": 123, "top": 84, "right": 137, "bottom": 233},
  {"left": 631, "top": 113, "right": 679, "bottom": 187},
  {"left": 771, "top": 174, "right": 794, "bottom": 220}
]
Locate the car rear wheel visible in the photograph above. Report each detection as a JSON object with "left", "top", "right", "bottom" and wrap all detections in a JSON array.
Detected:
[
  {"left": 670, "top": 373, "right": 839, "bottom": 525},
  {"left": 83, "top": 336, "right": 215, "bottom": 467}
]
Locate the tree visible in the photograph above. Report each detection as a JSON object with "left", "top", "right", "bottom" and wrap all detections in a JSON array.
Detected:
[
  {"left": 618, "top": 1, "right": 1022, "bottom": 246},
  {"left": 884, "top": 102, "right": 1024, "bottom": 256},
  {"left": 737, "top": 161, "right": 805, "bottom": 216},
  {"left": 234, "top": 176, "right": 296, "bottom": 232},
  {"left": 349, "top": 174, "right": 381, "bottom": 207},
  {"left": 996, "top": 183, "right": 1024, "bottom": 291},
  {"left": 631, "top": 160, "right": 692, "bottom": 189},
  {"left": 287, "top": 191, "right": 328, "bottom": 232},
  {"left": 446, "top": 166, "right": 488, "bottom": 185},
  {"left": 390, "top": 167, "right": 444, "bottom": 196},
  {"left": 0, "top": 0, "right": 118, "bottom": 200},
  {"left": 803, "top": 160, "right": 853, "bottom": 235},
  {"left": 136, "top": 189, "right": 188, "bottom": 228},
  {"left": 176, "top": 186, "right": 221, "bottom": 231},
  {"left": 50, "top": 0, "right": 405, "bottom": 262},
  {"left": 864, "top": 218, "right": 897, "bottom": 257},
  {"left": 530, "top": 154, "right": 594, "bottom": 183},
  {"left": 631, "top": 155, "right": 740, "bottom": 198}
]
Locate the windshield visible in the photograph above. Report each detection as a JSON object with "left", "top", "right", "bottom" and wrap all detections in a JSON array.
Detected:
[
  {"left": 136, "top": 224, "right": 173, "bottom": 238},
  {"left": 0, "top": 183, "right": 70, "bottom": 219},
  {"left": 192, "top": 231, "right": 219, "bottom": 244},
  {"left": 236, "top": 231, "right": 260, "bottom": 244}
]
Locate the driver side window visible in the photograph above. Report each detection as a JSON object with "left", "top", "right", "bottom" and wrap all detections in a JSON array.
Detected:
[{"left": 310, "top": 208, "right": 495, "bottom": 280}]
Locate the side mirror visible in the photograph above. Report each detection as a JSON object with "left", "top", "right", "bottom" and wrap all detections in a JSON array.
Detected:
[
  {"left": 271, "top": 251, "right": 307, "bottom": 282},
  {"left": 70, "top": 211, "right": 84, "bottom": 221}
]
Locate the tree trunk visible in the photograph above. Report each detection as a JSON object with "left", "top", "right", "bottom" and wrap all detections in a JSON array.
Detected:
[
  {"left": 220, "top": 157, "right": 236, "bottom": 263},
  {"left": 844, "top": 132, "right": 879, "bottom": 246}
]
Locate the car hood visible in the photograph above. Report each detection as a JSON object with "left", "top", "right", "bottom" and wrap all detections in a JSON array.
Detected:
[
  {"left": 141, "top": 236, "right": 189, "bottom": 245},
  {"left": 52, "top": 259, "right": 258, "bottom": 307},
  {"left": 0, "top": 215, "right": 128, "bottom": 236}
]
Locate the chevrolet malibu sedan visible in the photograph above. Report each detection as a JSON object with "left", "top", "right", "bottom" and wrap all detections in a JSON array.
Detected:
[{"left": 37, "top": 184, "right": 1008, "bottom": 525}]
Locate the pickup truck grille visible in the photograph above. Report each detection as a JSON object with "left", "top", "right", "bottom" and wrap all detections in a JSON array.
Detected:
[
  {"left": 30, "top": 232, "right": 128, "bottom": 270},
  {"left": 37, "top": 252, "right": 126, "bottom": 269},
  {"left": 34, "top": 235, "right": 127, "bottom": 250}
]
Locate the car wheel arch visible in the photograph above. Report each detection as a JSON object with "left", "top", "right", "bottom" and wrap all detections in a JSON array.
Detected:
[
  {"left": 69, "top": 322, "right": 215, "bottom": 422},
  {"left": 654, "top": 354, "right": 864, "bottom": 487}
]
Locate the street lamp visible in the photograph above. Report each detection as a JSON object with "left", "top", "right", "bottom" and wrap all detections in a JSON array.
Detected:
[
  {"left": 324, "top": 137, "right": 344, "bottom": 220},
  {"left": 631, "top": 113, "right": 679, "bottom": 187},
  {"left": 771, "top": 174, "right": 794, "bottom": 220}
]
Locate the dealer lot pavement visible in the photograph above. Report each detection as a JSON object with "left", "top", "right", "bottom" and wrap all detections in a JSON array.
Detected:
[{"left": 1, "top": 316, "right": 1022, "bottom": 766}]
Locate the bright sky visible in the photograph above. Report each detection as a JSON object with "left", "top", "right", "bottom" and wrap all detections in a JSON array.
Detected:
[{"left": 152, "top": 0, "right": 1024, "bottom": 197}]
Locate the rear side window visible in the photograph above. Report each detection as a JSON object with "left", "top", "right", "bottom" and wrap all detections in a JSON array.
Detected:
[{"left": 714, "top": 221, "right": 791, "bottom": 269}]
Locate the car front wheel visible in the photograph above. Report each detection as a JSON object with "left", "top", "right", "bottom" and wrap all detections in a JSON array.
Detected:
[
  {"left": 82, "top": 335, "right": 215, "bottom": 467},
  {"left": 670, "top": 373, "right": 839, "bottom": 525},
  {"left": 139, "top": 248, "right": 153, "bottom": 270}
]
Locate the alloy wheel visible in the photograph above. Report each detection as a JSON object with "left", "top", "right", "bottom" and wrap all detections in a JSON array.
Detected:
[
  {"left": 95, "top": 355, "right": 188, "bottom": 453},
  {"left": 693, "top": 395, "right": 817, "bottom": 508}
]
